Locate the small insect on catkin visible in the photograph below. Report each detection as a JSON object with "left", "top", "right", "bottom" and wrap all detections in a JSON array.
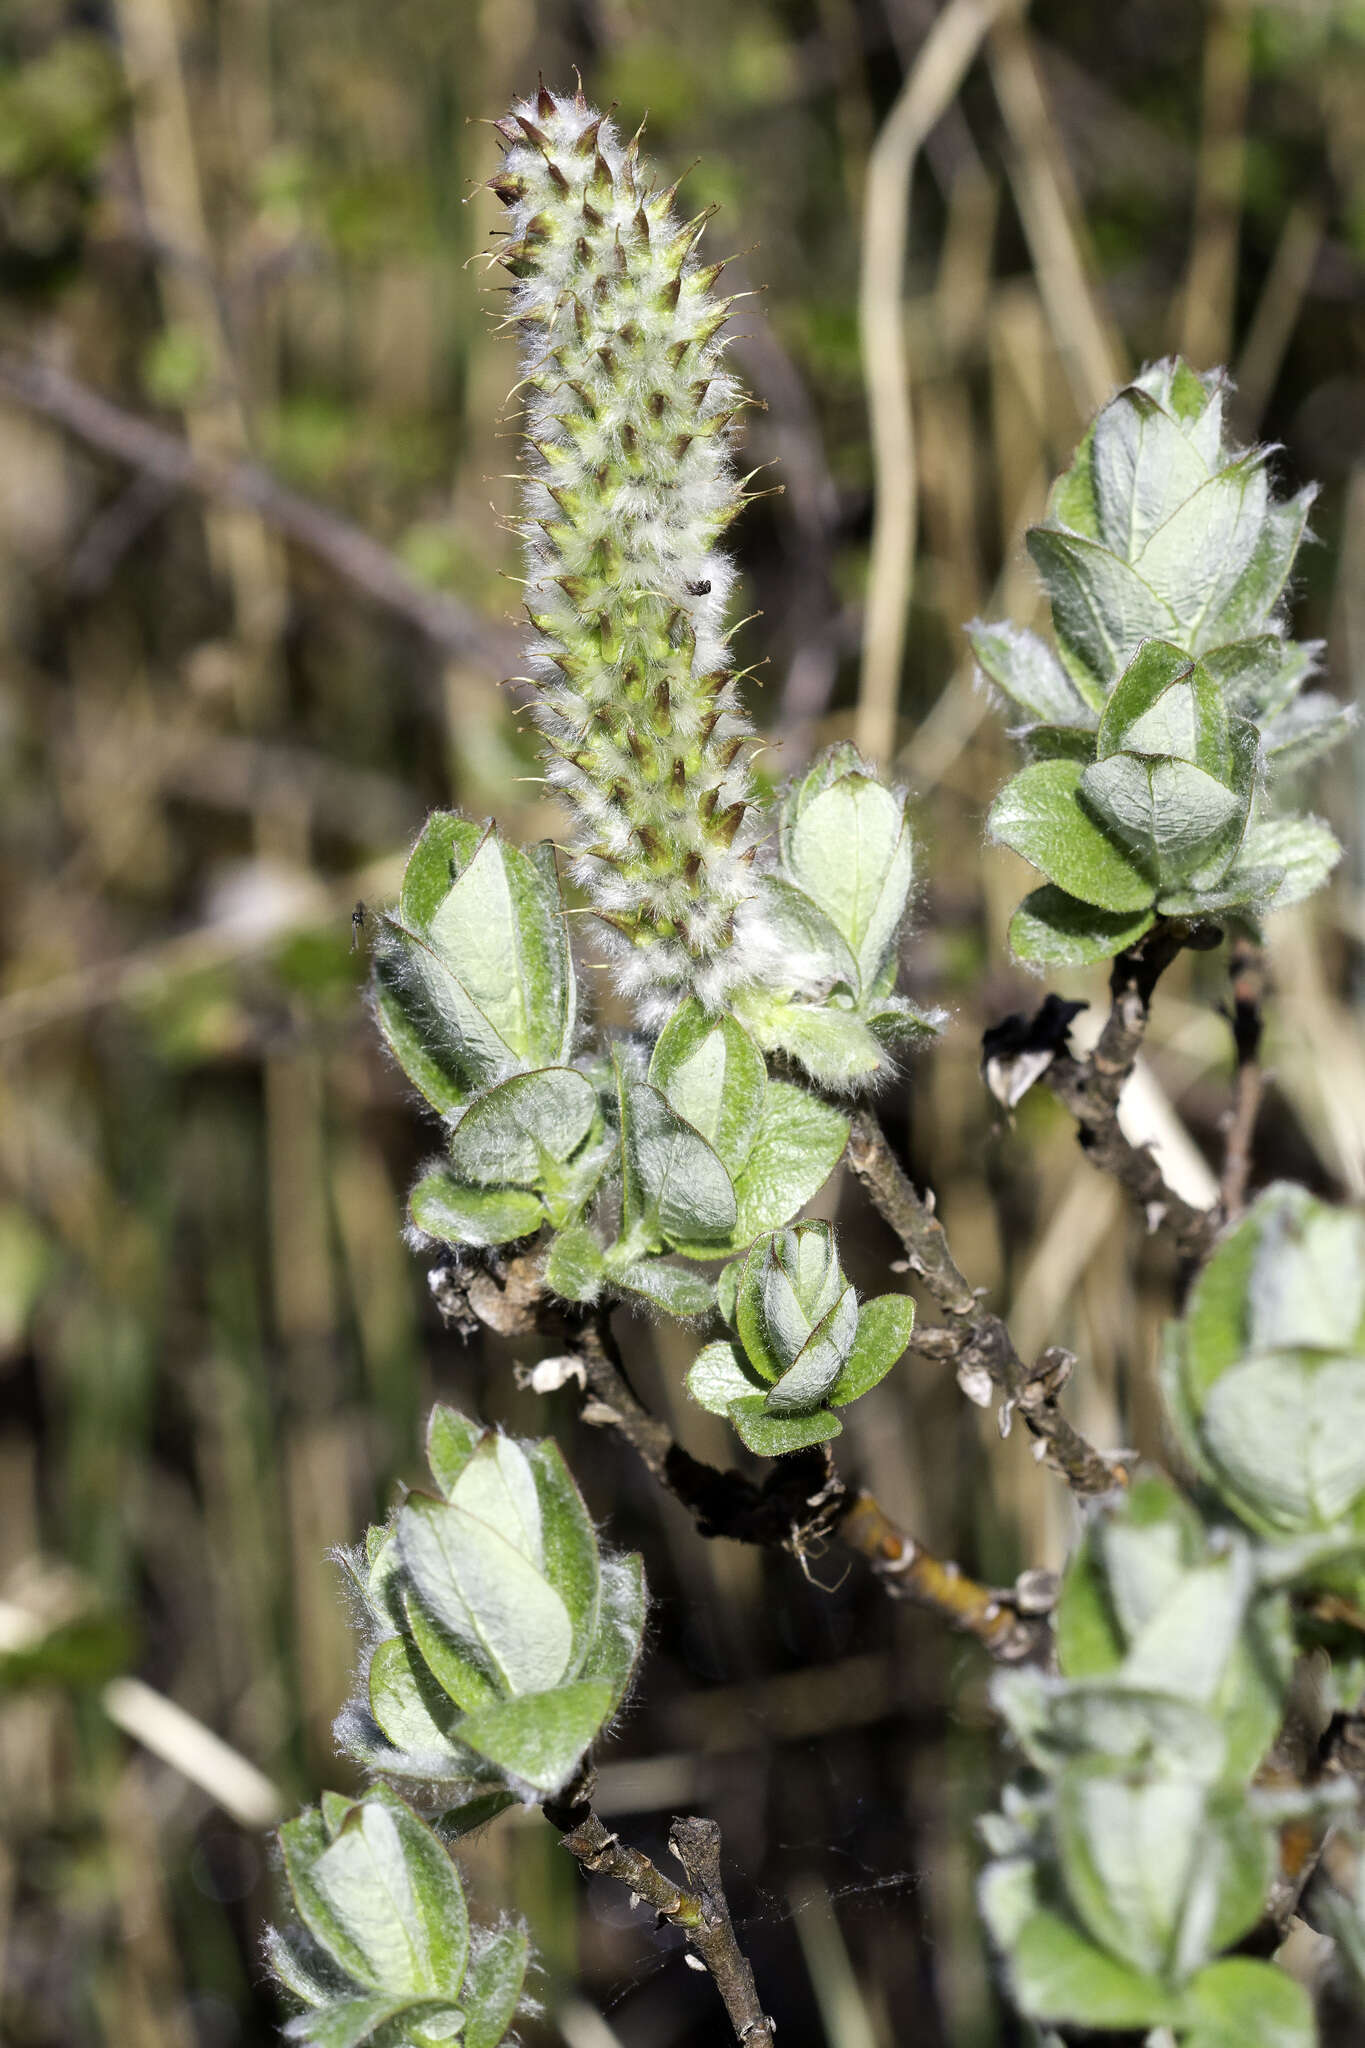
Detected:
[{"left": 489, "top": 84, "right": 766, "bottom": 1014}]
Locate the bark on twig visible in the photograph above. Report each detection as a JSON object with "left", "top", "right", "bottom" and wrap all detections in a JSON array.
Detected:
[
  {"left": 544, "top": 1770, "right": 775, "bottom": 2047},
  {"left": 1218, "top": 937, "right": 1265, "bottom": 1223},
  {"left": 845, "top": 1109, "right": 1122, "bottom": 1497},
  {"left": 1037, "top": 920, "right": 1220, "bottom": 1262},
  {"left": 0, "top": 352, "right": 519, "bottom": 675}
]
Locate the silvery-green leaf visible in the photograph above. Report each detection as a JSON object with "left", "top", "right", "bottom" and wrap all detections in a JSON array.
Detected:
[
  {"left": 409, "top": 1170, "right": 543, "bottom": 1250},
  {"left": 615, "top": 1057, "right": 736, "bottom": 1252},
  {"left": 426, "top": 831, "right": 573, "bottom": 1071},
  {"left": 451, "top": 1433, "right": 542, "bottom": 1565},
  {"left": 1097, "top": 642, "right": 1228, "bottom": 774},
  {"left": 1230, "top": 815, "right": 1342, "bottom": 910},
  {"left": 609, "top": 1256, "right": 715, "bottom": 1320},
  {"left": 728, "top": 1395, "right": 842, "bottom": 1457},
  {"left": 1054, "top": 1772, "right": 1205, "bottom": 1978},
  {"left": 760, "top": 1253, "right": 816, "bottom": 1369},
  {"left": 776, "top": 741, "right": 869, "bottom": 860},
  {"left": 426, "top": 1408, "right": 484, "bottom": 1497},
  {"left": 967, "top": 618, "right": 1102, "bottom": 724},
  {"left": 1171, "top": 1794, "right": 1275, "bottom": 1983},
  {"left": 525, "top": 1439, "right": 600, "bottom": 1662},
  {"left": 266, "top": 1923, "right": 341, "bottom": 2008},
  {"left": 402, "top": 1586, "right": 499, "bottom": 1713},
  {"left": 989, "top": 761, "right": 1155, "bottom": 913},
  {"left": 1245, "top": 1190, "right": 1365, "bottom": 1352},
  {"left": 1091, "top": 385, "right": 1216, "bottom": 560},
  {"left": 765, "top": 1284, "right": 857, "bottom": 1414},
  {"left": 369, "top": 1634, "right": 470, "bottom": 1753},
  {"left": 734, "top": 1239, "right": 785, "bottom": 1384},
  {"left": 687, "top": 1340, "right": 762, "bottom": 1416},
  {"left": 999, "top": 1904, "right": 1179, "bottom": 2029},
  {"left": 1020, "top": 723, "right": 1104, "bottom": 763},
  {"left": 1026, "top": 527, "right": 1179, "bottom": 687},
  {"left": 1046, "top": 420, "right": 1101, "bottom": 540},
  {"left": 398, "top": 1494, "right": 574, "bottom": 1696},
  {"left": 285, "top": 1991, "right": 456, "bottom": 2048},
  {"left": 372, "top": 948, "right": 472, "bottom": 1115},
  {"left": 1209, "top": 635, "right": 1318, "bottom": 722},
  {"left": 1204, "top": 485, "right": 1315, "bottom": 645},
  {"left": 1003, "top": 1683, "right": 1229, "bottom": 1780},
  {"left": 1262, "top": 691, "right": 1354, "bottom": 776},
  {"left": 437, "top": 1791, "right": 519, "bottom": 1839},
  {"left": 456, "top": 1679, "right": 615, "bottom": 1794},
  {"left": 785, "top": 775, "right": 913, "bottom": 993},
  {"left": 543, "top": 1222, "right": 606, "bottom": 1304},
  {"left": 828, "top": 1294, "right": 915, "bottom": 1406},
  {"left": 866, "top": 994, "right": 944, "bottom": 1047},
  {"left": 399, "top": 813, "right": 486, "bottom": 927},
  {"left": 1200, "top": 1351, "right": 1365, "bottom": 1532},
  {"left": 1118, "top": 1553, "right": 1252, "bottom": 1705},
  {"left": 1178, "top": 1959, "right": 1315, "bottom": 2048},
  {"left": 648, "top": 999, "right": 767, "bottom": 1179},
  {"left": 733, "top": 989, "right": 885, "bottom": 1087},
  {"left": 447, "top": 1069, "right": 597, "bottom": 1188},
  {"left": 1133, "top": 456, "right": 1268, "bottom": 640},
  {"left": 300, "top": 1794, "right": 469, "bottom": 1998},
  {"left": 1079, "top": 724, "right": 1256, "bottom": 892},
  {"left": 1156, "top": 870, "right": 1284, "bottom": 917},
  {"left": 579, "top": 1553, "right": 646, "bottom": 1707},
  {"left": 752, "top": 877, "right": 859, "bottom": 994},
  {"left": 461, "top": 1924, "right": 531, "bottom": 2048},
  {"left": 672, "top": 1081, "right": 848, "bottom": 1259},
  {"left": 1009, "top": 887, "right": 1156, "bottom": 967},
  {"left": 1055, "top": 1536, "right": 1125, "bottom": 1679},
  {"left": 1093, "top": 1475, "right": 1201, "bottom": 1642}
]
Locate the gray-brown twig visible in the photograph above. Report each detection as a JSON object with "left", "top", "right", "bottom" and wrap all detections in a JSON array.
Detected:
[
  {"left": 1218, "top": 937, "right": 1265, "bottom": 1223},
  {"left": 845, "top": 1109, "right": 1122, "bottom": 1497},
  {"left": 544, "top": 1769, "right": 774, "bottom": 2047},
  {"left": 0, "top": 352, "right": 519, "bottom": 675}
]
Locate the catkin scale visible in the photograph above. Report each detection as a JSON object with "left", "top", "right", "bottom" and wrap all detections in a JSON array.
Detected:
[{"left": 491, "top": 87, "right": 764, "bottom": 1011}]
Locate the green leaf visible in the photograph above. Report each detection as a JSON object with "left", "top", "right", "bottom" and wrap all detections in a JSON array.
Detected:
[
  {"left": 1090, "top": 385, "right": 1216, "bottom": 561},
  {"left": 447, "top": 1069, "right": 597, "bottom": 1188},
  {"left": 409, "top": 1171, "right": 543, "bottom": 1250},
  {"left": 399, "top": 813, "right": 486, "bottom": 928},
  {"left": 610, "top": 1255, "right": 716, "bottom": 1319},
  {"left": 1133, "top": 457, "right": 1268, "bottom": 640},
  {"left": 1079, "top": 720, "right": 1257, "bottom": 892},
  {"left": 753, "top": 876, "right": 860, "bottom": 991},
  {"left": 1003, "top": 1905, "right": 1179, "bottom": 2029},
  {"left": 398, "top": 1494, "right": 574, "bottom": 1697},
  {"left": 687, "top": 1340, "right": 762, "bottom": 1415},
  {"left": 728, "top": 1396, "right": 842, "bottom": 1457},
  {"left": 784, "top": 774, "right": 913, "bottom": 993},
  {"left": 373, "top": 948, "right": 472, "bottom": 1115},
  {"left": 368, "top": 1632, "right": 470, "bottom": 1754},
  {"left": 579, "top": 1553, "right": 647, "bottom": 1706},
  {"left": 402, "top": 1587, "right": 500, "bottom": 1714},
  {"left": 1232, "top": 815, "right": 1341, "bottom": 911},
  {"left": 456, "top": 1679, "right": 615, "bottom": 1793},
  {"left": 1097, "top": 643, "right": 1229, "bottom": 775},
  {"left": 426, "top": 1408, "right": 485, "bottom": 1497},
  {"left": 967, "top": 619, "right": 1100, "bottom": 725},
  {"left": 1179, "top": 1960, "right": 1315, "bottom": 2048},
  {"left": 1026, "top": 526, "right": 1179, "bottom": 687},
  {"left": 286, "top": 1795, "right": 469, "bottom": 2000},
  {"left": 828, "top": 1293, "right": 915, "bottom": 1405},
  {"left": 543, "top": 1223, "right": 606, "bottom": 1304},
  {"left": 1009, "top": 887, "right": 1156, "bottom": 966},
  {"left": 526, "top": 1438, "right": 601, "bottom": 1661},
  {"left": 1199, "top": 1350, "right": 1365, "bottom": 1533},
  {"left": 764, "top": 1284, "right": 858, "bottom": 1413},
  {"left": 1054, "top": 1771, "right": 1207, "bottom": 1978},
  {"left": 649, "top": 1000, "right": 767, "bottom": 1179},
  {"left": 615, "top": 1056, "right": 737, "bottom": 1252},
  {"left": 707, "top": 1082, "right": 849, "bottom": 1256},
  {"left": 426, "top": 830, "right": 573, "bottom": 1071},
  {"left": 989, "top": 761, "right": 1155, "bottom": 913},
  {"left": 461, "top": 1924, "right": 531, "bottom": 2048},
  {"left": 1263, "top": 692, "right": 1354, "bottom": 777},
  {"left": 1205, "top": 486, "right": 1315, "bottom": 646},
  {"left": 734, "top": 989, "right": 886, "bottom": 1087},
  {"left": 288, "top": 1991, "right": 458, "bottom": 2048}
]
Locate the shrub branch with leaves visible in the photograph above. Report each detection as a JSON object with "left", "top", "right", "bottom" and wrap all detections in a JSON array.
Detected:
[{"left": 264, "top": 84, "right": 1365, "bottom": 2048}]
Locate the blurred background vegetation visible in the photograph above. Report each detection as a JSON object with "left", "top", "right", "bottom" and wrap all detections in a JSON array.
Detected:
[{"left": 2, "top": 0, "right": 1365, "bottom": 2042}]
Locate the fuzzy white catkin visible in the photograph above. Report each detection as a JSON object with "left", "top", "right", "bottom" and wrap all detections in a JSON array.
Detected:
[{"left": 490, "top": 85, "right": 768, "bottom": 1013}]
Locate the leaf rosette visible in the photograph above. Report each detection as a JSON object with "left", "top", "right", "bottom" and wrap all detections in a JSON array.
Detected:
[
  {"left": 973, "top": 359, "right": 1346, "bottom": 966},
  {"left": 340, "top": 1407, "right": 645, "bottom": 1804},
  {"left": 685, "top": 1221, "right": 914, "bottom": 1454},
  {"left": 268, "top": 1784, "right": 530, "bottom": 2048}
]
